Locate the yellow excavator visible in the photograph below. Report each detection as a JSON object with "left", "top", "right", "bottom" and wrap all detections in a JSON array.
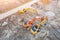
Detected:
[{"left": 18, "top": 8, "right": 37, "bottom": 14}]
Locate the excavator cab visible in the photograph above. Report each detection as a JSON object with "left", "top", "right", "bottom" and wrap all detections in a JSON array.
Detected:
[{"left": 30, "top": 24, "right": 40, "bottom": 35}]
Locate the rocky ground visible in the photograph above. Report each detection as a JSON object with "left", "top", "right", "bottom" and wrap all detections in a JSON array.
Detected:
[{"left": 0, "top": 8, "right": 60, "bottom": 40}]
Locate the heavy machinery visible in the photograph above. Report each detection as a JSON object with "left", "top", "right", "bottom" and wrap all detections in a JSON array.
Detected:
[
  {"left": 18, "top": 8, "right": 48, "bottom": 35},
  {"left": 23, "top": 16, "right": 48, "bottom": 35},
  {"left": 18, "top": 8, "right": 37, "bottom": 14}
]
